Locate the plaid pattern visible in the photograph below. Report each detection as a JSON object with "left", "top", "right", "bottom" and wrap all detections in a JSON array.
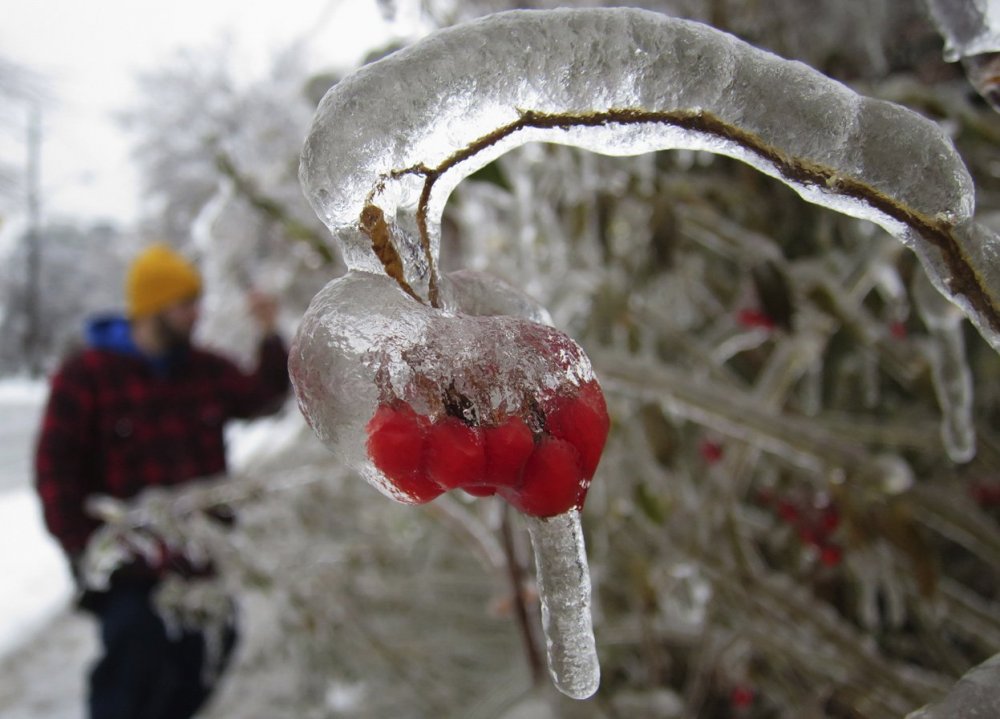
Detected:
[{"left": 35, "top": 335, "right": 290, "bottom": 555}]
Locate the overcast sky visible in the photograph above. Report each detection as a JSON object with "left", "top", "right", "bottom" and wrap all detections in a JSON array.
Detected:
[{"left": 0, "top": 0, "right": 398, "bottom": 228}]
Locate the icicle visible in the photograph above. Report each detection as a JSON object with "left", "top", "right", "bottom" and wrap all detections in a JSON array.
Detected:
[
  {"left": 912, "top": 271, "right": 976, "bottom": 463},
  {"left": 524, "top": 510, "right": 600, "bottom": 700}
]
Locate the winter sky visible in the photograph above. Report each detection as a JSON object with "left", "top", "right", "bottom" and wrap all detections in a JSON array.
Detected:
[{"left": 1, "top": 0, "right": 398, "bottom": 228}]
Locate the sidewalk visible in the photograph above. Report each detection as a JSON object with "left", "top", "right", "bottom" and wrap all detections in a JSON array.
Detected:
[{"left": 0, "top": 607, "right": 94, "bottom": 719}]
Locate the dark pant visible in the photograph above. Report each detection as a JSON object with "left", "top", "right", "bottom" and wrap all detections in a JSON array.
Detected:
[{"left": 88, "top": 582, "right": 237, "bottom": 719}]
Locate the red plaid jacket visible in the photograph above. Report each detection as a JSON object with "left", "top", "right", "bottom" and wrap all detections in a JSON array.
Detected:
[{"left": 35, "top": 330, "right": 290, "bottom": 556}]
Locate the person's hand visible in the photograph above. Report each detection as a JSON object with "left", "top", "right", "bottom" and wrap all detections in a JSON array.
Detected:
[{"left": 247, "top": 291, "right": 279, "bottom": 335}]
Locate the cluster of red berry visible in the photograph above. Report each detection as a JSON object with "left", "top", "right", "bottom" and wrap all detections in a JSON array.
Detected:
[
  {"left": 758, "top": 489, "right": 843, "bottom": 567},
  {"left": 365, "top": 380, "right": 609, "bottom": 517}
]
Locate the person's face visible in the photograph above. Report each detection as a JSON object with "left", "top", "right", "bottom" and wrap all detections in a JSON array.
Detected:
[{"left": 156, "top": 295, "right": 200, "bottom": 350}]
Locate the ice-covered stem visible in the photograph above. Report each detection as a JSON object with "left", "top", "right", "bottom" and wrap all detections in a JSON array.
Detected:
[
  {"left": 524, "top": 510, "right": 600, "bottom": 700},
  {"left": 359, "top": 204, "right": 424, "bottom": 303},
  {"left": 499, "top": 505, "right": 546, "bottom": 687},
  {"left": 594, "top": 349, "right": 870, "bottom": 473},
  {"left": 214, "top": 152, "right": 335, "bottom": 264},
  {"left": 922, "top": 0, "right": 1000, "bottom": 111}
]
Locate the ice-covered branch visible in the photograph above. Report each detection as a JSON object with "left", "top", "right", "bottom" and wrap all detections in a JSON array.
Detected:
[
  {"left": 923, "top": 0, "right": 1000, "bottom": 111},
  {"left": 907, "top": 653, "right": 1000, "bottom": 719},
  {"left": 923, "top": 0, "right": 1000, "bottom": 60},
  {"left": 301, "top": 7, "right": 1000, "bottom": 352}
]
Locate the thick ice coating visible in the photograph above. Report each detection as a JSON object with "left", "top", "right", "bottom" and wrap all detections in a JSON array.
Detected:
[
  {"left": 300, "top": 7, "right": 1000, "bottom": 355},
  {"left": 289, "top": 271, "right": 605, "bottom": 511}
]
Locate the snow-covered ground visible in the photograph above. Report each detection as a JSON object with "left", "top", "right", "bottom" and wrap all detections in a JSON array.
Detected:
[
  {"left": 0, "top": 488, "right": 74, "bottom": 656},
  {"left": 0, "top": 380, "right": 74, "bottom": 659},
  {"left": 0, "top": 379, "right": 88, "bottom": 719}
]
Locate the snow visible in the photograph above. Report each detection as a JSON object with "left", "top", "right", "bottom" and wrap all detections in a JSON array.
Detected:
[
  {"left": 0, "top": 379, "right": 74, "bottom": 659},
  {"left": 0, "top": 488, "right": 74, "bottom": 659}
]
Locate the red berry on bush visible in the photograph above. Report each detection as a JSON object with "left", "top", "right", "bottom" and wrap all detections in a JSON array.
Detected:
[
  {"left": 365, "top": 401, "right": 442, "bottom": 503},
  {"left": 820, "top": 506, "right": 841, "bottom": 533},
  {"left": 699, "top": 439, "right": 724, "bottom": 464},
  {"left": 426, "top": 416, "right": 487, "bottom": 490},
  {"left": 544, "top": 380, "right": 610, "bottom": 479},
  {"left": 819, "top": 544, "right": 843, "bottom": 567},
  {"left": 737, "top": 308, "right": 776, "bottom": 330},
  {"left": 503, "top": 437, "right": 587, "bottom": 517},
  {"left": 776, "top": 499, "right": 800, "bottom": 523},
  {"left": 730, "top": 685, "right": 755, "bottom": 709}
]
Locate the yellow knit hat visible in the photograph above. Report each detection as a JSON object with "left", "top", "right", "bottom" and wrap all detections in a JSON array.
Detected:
[{"left": 126, "top": 243, "right": 202, "bottom": 318}]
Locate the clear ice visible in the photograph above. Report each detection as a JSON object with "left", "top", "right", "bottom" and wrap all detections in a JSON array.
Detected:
[
  {"left": 289, "top": 270, "right": 597, "bottom": 504},
  {"left": 293, "top": 5, "right": 1000, "bottom": 702},
  {"left": 525, "top": 510, "right": 600, "bottom": 700},
  {"left": 923, "top": 0, "right": 1000, "bottom": 60},
  {"left": 912, "top": 271, "right": 976, "bottom": 463}
]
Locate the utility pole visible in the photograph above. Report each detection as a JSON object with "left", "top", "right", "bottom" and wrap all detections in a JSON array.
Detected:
[{"left": 24, "top": 101, "right": 42, "bottom": 376}]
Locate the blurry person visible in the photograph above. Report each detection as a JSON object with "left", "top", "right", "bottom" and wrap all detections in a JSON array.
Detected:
[{"left": 34, "top": 243, "right": 290, "bottom": 719}]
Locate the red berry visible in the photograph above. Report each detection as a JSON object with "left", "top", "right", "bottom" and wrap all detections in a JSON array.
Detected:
[
  {"left": 737, "top": 308, "right": 775, "bottom": 330},
  {"left": 544, "top": 380, "right": 609, "bottom": 479},
  {"left": 483, "top": 415, "right": 535, "bottom": 488},
  {"left": 699, "top": 439, "right": 724, "bottom": 464},
  {"left": 366, "top": 402, "right": 441, "bottom": 503},
  {"left": 426, "top": 416, "right": 486, "bottom": 490},
  {"left": 776, "top": 499, "right": 800, "bottom": 523},
  {"left": 970, "top": 481, "right": 1000, "bottom": 506},
  {"left": 820, "top": 506, "right": 840, "bottom": 533},
  {"left": 730, "top": 685, "right": 755, "bottom": 709},
  {"left": 819, "top": 544, "right": 843, "bottom": 567},
  {"left": 502, "top": 437, "right": 586, "bottom": 517}
]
